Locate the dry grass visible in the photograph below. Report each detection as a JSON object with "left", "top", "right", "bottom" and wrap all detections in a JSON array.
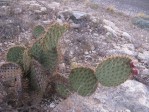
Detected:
[
  {"left": 136, "top": 12, "right": 149, "bottom": 18},
  {"left": 86, "top": 2, "right": 99, "bottom": 10},
  {"left": 106, "top": 5, "right": 116, "bottom": 13}
]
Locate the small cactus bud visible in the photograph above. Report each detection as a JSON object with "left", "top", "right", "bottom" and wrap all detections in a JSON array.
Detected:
[
  {"left": 130, "top": 61, "right": 135, "bottom": 68},
  {"left": 132, "top": 68, "right": 139, "bottom": 76}
]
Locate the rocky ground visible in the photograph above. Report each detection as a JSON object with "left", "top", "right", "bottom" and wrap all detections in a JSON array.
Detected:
[{"left": 0, "top": 0, "right": 149, "bottom": 112}]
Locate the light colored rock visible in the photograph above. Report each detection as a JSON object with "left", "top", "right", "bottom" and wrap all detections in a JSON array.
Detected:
[
  {"left": 59, "top": 63, "right": 65, "bottom": 71},
  {"left": 122, "top": 32, "right": 131, "bottom": 40},
  {"left": 121, "top": 47, "right": 137, "bottom": 56},
  {"left": 138, "top": 51, "right": 149, "bottom": 62},
  {"left": 14, "top": 7, "right": 22, "bottom": 14},
  {"left": 140, "top": 69, "right": 149, "bottom": 80},
  {"left": 70, "top": 23, "right": 80, "bottom": 28},
  {"left": 84, "top": 51, "right": 89, "bottom": 55},
  {"left": 52, "top": 80, "right": 149, "bottom": 112},
  {"left": 104, "top": 25, "right": 118, "bottom": 37},
  {"left": 47, "top": 2, "right": 60, "bottom": 10},
  {"left": 107, "top": 47, "right": 137, "bottom": 57},
  {"left": 72, "top": 11, "right": 88, "bottom": 19},
  {"left": 121, "top": 44, "right": 135, "bottom": 51},
  {"left": 50, "top": 102, "right": 56, "bottom": 108},
  {"left": 0, "top": 6, "right": 11, "bottom": 16},
  {"left": 103, "top": 19, "right": 119, "bottom": 31}
]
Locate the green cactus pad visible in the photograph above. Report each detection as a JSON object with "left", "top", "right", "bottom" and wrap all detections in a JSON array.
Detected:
[
  {"left": 30, "top": 42, "right": 58, "bottom": 73},
  {"left": 69, "top": 67, "right": 98, "bottom": 96},
  {"left": 6, "top": 46, "right": 25, "bottom": 66},
  {"left": 33, "top": 25, "right": 45, "bottom": 38},
  {"left": 55, "top": 83, "right": 70, "bottom": 98},
  {"left": 95, "top": 56, "right": 132, "bottom": 87},
  {"left": 30, "top": 59, "right": 48, "bottom": 93},
  {"left": 42, "top": 23, "right": 68, "bottom": 51},
  {"left": 0, "top": 63, "right": 22, "bottom": 97},
  {"left": 29, "top": 23, "right": 68, "bottom": 73},
  {"left": 22, "top": 49, "right": 31, "bottom": 73}
]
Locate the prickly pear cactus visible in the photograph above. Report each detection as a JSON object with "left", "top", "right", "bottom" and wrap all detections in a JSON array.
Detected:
[
  {"left": 30, "top": 42, "right": 58, "bottom": 73},
  {"left": 30, "top": 59, "right": 48, "bottom": 95},
  {"left": 55, "top": 76, "right": 71, "bottom": 98},
  {"left": 33, "top": 25, "right": 45, "bottom": 38},
  {"left": 95, "top": 55, "right": 132, "bottom": 87},
  {"left": 0, "top": 63, "right": 22, "bottom": 99},
  {"left": 30, "top": 23, "right": 68, "bottom": 73},
  {"left": 6, "top": 46, "right": 25, "bottom": 66},
  {"left": 22, "top": 49, "right": 31, "bottom": 73},
  {"left": 69, "top": 67, "right": 98, "bottom": 96},
  {"left": 42, "top": 23, "right": 68, "bottom": 51},
  {"left": 55, "top": 83, "right": 70, "bottom": 98}
]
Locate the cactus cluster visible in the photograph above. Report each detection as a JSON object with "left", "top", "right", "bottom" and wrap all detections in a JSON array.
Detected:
[{"left": 0, "top": 22, "right": 136, "bottom": 109}]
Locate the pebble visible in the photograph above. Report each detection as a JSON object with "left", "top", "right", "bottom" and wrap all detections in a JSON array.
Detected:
[
  {"left": 14, "top": 7, "right": 22, "bottom": 14},
  {"left": 72, "top": 11, "right": 87, "bottom": 19},
  {"left": 122, "top": 32, "right": 132, "bottom": 41},
  {"left": 47, "top": 2, "right": 60, "bottom": 10},
  {"left": 104, "top": 25, "right": 118, "bottom": 37},
  {"left": 138, "top": 51, "right": 149, "bottom": 61},
  {"left": 50, "top": 102, "right": 56, "bottom": 108}
]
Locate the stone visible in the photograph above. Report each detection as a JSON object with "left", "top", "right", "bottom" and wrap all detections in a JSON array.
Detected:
[
  {"left": 140, "top": 69, "right": 149, "bottom": 79},
  {"left": 132, "top": 17, "right": 149, "bottom": 30},
  {"left": 50, "top": 102, "right": 56, "bottom": 108},
  {"left": 0, "top": 6, "right": 11, "bottom": 16},
  {"left": 103, "top": 25, "right": 118, "bottom": 37},
  {"left": 138, "top": 51, "right": 149, "bottom": 62},
  {"left": 103, "top": 19, "right": 119, "bottom": 31},
  {"left": 72, "top": 11, "right": 88, "bottom": 19},
  {"left": 121, "top": 44, "right": 135, "bottom": 51},
  {"left": 70, "top": 23, "right": 80, "bottom": 28},
  {"left": 107, "top": 47, "right": 137, "bottom": 57},
  {"left": 59, "top": 63, "right": 66, "bottom": 71},
  {"left": 122, "top": 32, "right": 132, "bottom": 41},
  {"left": 47, "top": 2, "right": 60, "bottom": 10},
  {"left": 14, "top": 7, "right": 22, "bottom": 14},
  {"left": 52, "top": 80, "right": 149, "bottom": 112}
]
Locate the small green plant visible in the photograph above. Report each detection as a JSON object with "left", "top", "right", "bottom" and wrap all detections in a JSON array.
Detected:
[{"left": 1, "top": 22, "right": 136, "bottom": 108}]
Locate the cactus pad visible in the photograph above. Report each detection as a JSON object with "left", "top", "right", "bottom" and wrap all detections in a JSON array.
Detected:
[
  {"left": 30, "top": 42, "right": 58, "bottom": 73},
  {"left": 55, "top": 76, "right": 70, "bottom": 98},
  {"left": 30, "top": 59, "right": 48, "bottom": 93},
  {"left": 69, "top": 67, "right": 98, "bottom": 96},
  {"left": 6, "top": 46, "right": 25, "bottom": 66},
  {"left": 55, "top": 83, "right": 70, "bottom": 98},
  {"left": 95, "top": 55, "right": 132, "bottom": 87},
  {"left": 0, "top": 63, "right": 22, "bottom": 97},
  {"left": 33, "top": 25, "right": 45, "bottom": 38},
  {"left": 22, "top": 49, "right": 31, "bottom": 73},
  {"left": 41, "top": 23, "right": 68, "bottom": 51}
]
